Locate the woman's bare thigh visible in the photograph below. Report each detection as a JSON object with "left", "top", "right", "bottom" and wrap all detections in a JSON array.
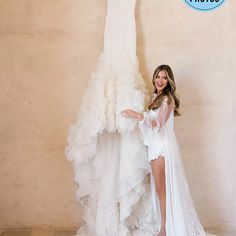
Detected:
[{"left": 151, "top": 156, "right": 166, "bottom": 194}]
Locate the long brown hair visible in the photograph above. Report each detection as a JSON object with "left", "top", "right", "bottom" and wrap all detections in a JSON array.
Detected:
[{"left": 148, "top": 64, "right": 181, "bottom": 116}]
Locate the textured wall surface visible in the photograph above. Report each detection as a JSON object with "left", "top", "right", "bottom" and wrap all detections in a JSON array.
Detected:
[{"left": 0, "top": 0, "right": 235, "bottom": 231}]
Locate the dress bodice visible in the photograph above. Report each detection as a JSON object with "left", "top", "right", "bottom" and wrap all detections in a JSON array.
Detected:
[{"left": 104, "top": 0, "right": 137, "bottom": 65}]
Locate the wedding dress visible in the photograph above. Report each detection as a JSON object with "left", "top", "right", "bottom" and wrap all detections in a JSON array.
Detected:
[
  {"left": 65, "top": 0, "right": 155, "bottom": 235},
  {"left": 65, "top": 0, "right": 217, "bottom": 235}
]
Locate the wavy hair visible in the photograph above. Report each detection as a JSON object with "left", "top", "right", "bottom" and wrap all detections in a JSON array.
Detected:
[{"left": 148, "top": 64, "right": 181, "bottom": 116}]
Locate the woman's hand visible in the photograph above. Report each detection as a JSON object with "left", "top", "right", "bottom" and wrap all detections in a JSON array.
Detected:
[{"left": 120, "top": 109, "right": 144, "bottom": 121}]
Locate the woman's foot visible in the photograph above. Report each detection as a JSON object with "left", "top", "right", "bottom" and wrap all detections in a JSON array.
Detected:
[{"left": 157, "top": 228, "right": 166, "bottom": 236}]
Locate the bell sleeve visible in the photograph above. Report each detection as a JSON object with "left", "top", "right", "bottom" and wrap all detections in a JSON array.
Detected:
[{"left": 138, "top": 96, "right": 175, "bottom": 143}]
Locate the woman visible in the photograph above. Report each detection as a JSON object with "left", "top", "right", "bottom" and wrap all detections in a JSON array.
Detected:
[{"left": 121, "top": 64, "right": 208, "bottom": 236}]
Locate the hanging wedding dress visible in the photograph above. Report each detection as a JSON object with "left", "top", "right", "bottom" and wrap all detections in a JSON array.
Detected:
[
  {"left": 65, "top": 0, "right": 217, "bottom": 235},
  {"left": 65, "top": 0, "right": 156, "bottom": 235}
]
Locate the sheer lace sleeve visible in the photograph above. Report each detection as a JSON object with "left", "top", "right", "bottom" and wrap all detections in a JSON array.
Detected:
[{"left": 139, "top": 95, "right": 175, "bottom": 132}]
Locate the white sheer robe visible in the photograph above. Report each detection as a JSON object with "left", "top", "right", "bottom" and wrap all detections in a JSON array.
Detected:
[{"left": 138, "top": 95, "right": 216, "bottom": 236}]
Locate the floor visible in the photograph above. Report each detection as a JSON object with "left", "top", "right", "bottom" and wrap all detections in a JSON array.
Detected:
[
  {"left": 0, "top": 229, "right": 235, "bottom": 236},
  {"left": 0, "top": 231, "right": 76, "bottom": 236}
]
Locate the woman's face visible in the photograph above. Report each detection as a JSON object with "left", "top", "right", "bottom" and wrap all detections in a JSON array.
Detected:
[{"left": 154, "top": 70, "right": 169, "bottom": 92}]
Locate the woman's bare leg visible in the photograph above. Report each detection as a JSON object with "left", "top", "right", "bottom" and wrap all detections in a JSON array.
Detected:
[{"left": 151, "top": 156, "right": 166, "bottom": 236}]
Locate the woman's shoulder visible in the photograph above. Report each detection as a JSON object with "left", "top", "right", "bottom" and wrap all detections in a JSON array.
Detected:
[{"left": 162, "top": 93, "right": 175, "bottom": 107}]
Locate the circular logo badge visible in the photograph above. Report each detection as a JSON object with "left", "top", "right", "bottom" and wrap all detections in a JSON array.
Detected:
[{"left": 183, "top": 0, "right": 225, "bottom": 11}]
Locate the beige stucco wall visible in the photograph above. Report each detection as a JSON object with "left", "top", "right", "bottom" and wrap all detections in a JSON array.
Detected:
[{"left": 0, "top": 0, "right": 235, "bottom": 231}]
